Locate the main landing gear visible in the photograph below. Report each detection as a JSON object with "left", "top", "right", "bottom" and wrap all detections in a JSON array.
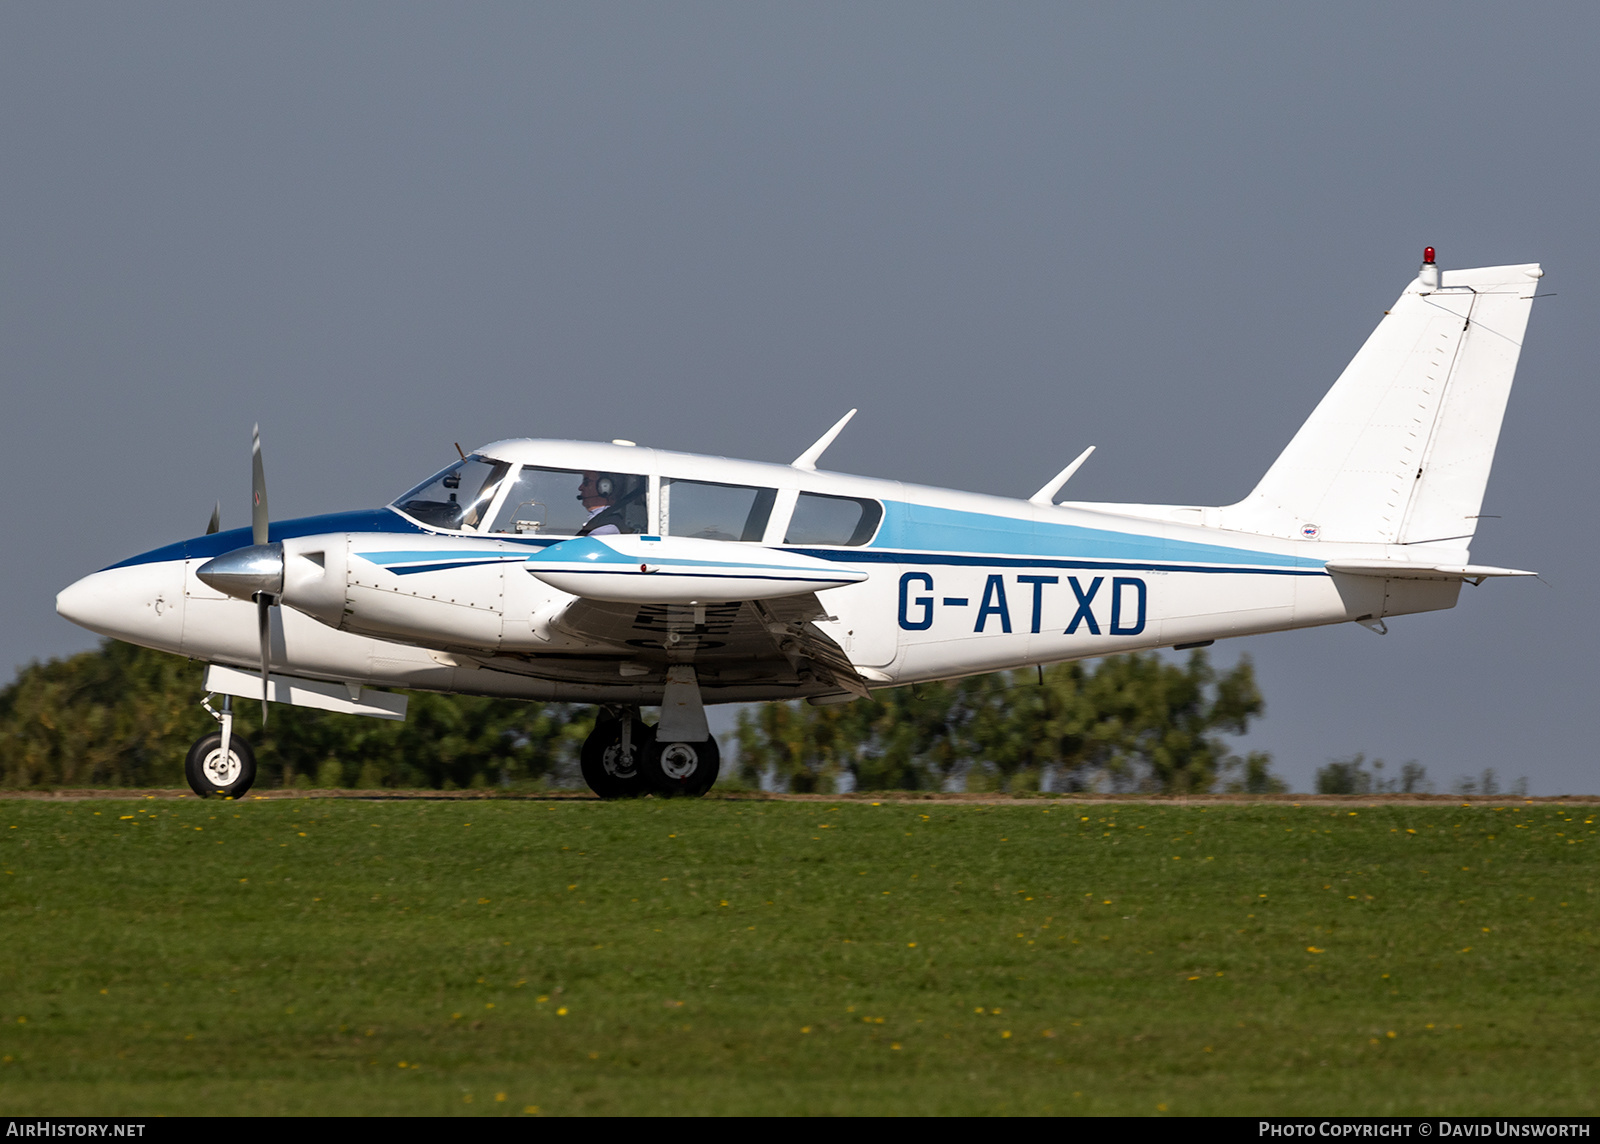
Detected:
[
  {"left": 580, "top": 709, "right": 654, "bottom": 799},
  {"left": 580, "top": 708, "right": 721, "bottom": 799},
  {"left": 186, "top": 693, "right": 257, "bottom": 799}
]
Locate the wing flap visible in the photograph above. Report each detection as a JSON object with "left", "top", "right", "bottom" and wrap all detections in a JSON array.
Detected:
[{"left": 529, "top": 592, "right": 871, "bottom": 698}]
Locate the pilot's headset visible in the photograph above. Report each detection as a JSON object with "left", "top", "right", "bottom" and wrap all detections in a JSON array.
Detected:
[{"left": 579, "top": 473, "right": 621, "bottom": 503}]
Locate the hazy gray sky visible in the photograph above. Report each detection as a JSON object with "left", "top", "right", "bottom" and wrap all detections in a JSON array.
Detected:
[{"left": 3, "top": 3, "right": 1593, "bottom": 792}]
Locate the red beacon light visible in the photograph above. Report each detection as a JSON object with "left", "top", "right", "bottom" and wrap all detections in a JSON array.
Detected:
[{"left": 1423, "top": 246, "right": 1436, "bottom": 265}]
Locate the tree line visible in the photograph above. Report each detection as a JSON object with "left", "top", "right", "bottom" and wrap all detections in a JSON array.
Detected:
[
  {"left": 0, "top": 640, "right": 587, "bottom": 791},
  {"left": 0, "top": 639, "right": 1284, "bottom": 793},
  {"left": 736, "top": 651, "right": 1282, "bottom": 793}
]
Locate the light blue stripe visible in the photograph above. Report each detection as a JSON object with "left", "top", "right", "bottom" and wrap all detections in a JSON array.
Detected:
[
  {"left": 524, "top": 537, "right": 821, "bottom": 574},
  {"left": 359, "top": 550, "right": 525, "bottom": 566},
  {"left": 870, "top": 502, "right": 1322, "bottom": 570}
]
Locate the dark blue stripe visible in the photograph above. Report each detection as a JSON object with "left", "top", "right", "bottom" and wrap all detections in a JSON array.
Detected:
[
  {"left": 102, "top": 509, "right": 423, "bottom": 571},
  {"left": 783, "top": 547, "right": 1327, "bottom": 577},
  {"left": 389, "top": 559, "right": 527, "bottom": 576},
  {"left": 539, "top": 570, "right": 844, "bottom": 584}
]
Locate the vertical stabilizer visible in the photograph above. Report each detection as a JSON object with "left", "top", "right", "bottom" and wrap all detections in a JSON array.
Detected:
[{"left": 1220, "top": 258, "right": 1542, "bottom": 546}]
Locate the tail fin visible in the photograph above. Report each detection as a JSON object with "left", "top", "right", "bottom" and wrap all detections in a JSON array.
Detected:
[{"left": 1221, "top": 259, "right": 1543, "bottom": 546}]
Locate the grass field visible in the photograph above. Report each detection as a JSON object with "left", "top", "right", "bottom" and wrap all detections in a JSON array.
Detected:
[{"left": 1, "top": 793, "right": 1597, "bottom": 1116}]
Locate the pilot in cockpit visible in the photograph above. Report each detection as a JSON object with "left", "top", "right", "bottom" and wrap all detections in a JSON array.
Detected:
[{"left": 576, "top": 471, "right": 624, "bottom": 536}]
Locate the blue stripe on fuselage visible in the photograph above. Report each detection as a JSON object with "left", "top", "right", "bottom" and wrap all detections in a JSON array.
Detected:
[
  {"left": 100, "top": 509, "right": 424, "bottom": 571},
  {"left": 101, "top": 498, "right": 1325, "bottom": 578},
  {"left": 788, "top": 548, "right": 1325, "bottom": 576},
  {"left": 846, "top": 501, "right": 1324, "bottom": 573}
]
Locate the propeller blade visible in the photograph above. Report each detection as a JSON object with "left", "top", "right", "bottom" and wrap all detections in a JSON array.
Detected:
[
  {"left": 251, "top": 424, "right": 269, "bottom": 547},
  {"left": 206, "top": 501, "right": 221, "bottom": 535},
  {"left": 257, "top": 593, "right": 272, "bottom": 725}
]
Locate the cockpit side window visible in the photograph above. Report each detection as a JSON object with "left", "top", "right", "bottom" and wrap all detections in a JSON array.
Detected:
[
  {"left": 662, "top": 480, "right": 777, "bottom": 542},
  {"left": 783, "top": 492, "right": 883, "bottom": 546},
  {"left": 391, "top": 457, "right": 512, "bottom": 531},
  {"left": 485, "top": 467, "right": 649, "bottom": 537}
]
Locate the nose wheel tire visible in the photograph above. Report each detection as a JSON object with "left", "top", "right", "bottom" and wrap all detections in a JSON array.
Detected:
[
  {"left": 643, "top": 736, "right": 720, "bottom": 798},
  {"left": 184, "top": 731, "right": 257, "bottom": 799},
  {"left": 580, "top": 713, "right": 654, "bottom": 800}
]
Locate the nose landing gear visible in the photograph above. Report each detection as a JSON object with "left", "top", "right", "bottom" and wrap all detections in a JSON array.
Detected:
[{"left": 186, "top": 693, "right": 257, "bottom": 798}]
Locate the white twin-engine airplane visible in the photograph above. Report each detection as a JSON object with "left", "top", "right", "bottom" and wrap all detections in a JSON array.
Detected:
[{"left": 57, "top": 251, "right": 1543, "bottom": 800}]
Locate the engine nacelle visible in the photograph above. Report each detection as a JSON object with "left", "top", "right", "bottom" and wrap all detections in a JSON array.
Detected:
[
  {"left": 278, "top": 534, "right": 349, "bottom": 630},
  {"left": 324, "top": 533, "right": 513, "bottom": 653}
]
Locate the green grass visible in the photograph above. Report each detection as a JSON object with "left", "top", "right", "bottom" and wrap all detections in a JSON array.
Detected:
[{"left": 0, "top": 795, "right": 1596, "bottom": 1115}]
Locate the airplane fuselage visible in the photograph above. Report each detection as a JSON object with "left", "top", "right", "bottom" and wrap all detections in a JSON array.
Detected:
[{"left": 57, "top": 438, "right": 1463, "bottom": 708}]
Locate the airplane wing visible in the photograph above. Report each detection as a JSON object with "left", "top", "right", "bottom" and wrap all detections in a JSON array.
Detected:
[{"left": 495, "top": 592, "right": 871, "bottom": 699}]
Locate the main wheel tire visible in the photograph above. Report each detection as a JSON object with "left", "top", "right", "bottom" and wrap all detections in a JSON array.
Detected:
[
  {"left": 642, "top": 736, "right": 720, "bottom": 798},
  {"left": 185, "top": 731, "right": 257, "bottom": 799},
  {"left": 580, "top": 713, "right": 653, "bottom": 800}
]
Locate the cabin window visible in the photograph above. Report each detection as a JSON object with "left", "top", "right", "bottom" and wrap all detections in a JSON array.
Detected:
[
  {"left": 662, "top": 479, "right": 776, "bottom": 542},
  {"left": 391, "top": 456, "right": 512, "bottom": 531},
  {"left": 783, "top": 492, "right": 883, "bottom": 546},
  {"left": 485, "top": 467, "right": 649, "bottom": 536}
]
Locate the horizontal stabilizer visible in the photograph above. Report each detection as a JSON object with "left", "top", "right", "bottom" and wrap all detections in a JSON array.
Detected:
[{"left": 1323, "top": 560, "right": 1537, "bottom": 584}]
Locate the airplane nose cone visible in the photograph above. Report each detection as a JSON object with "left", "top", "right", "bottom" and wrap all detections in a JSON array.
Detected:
[
  {"left": 56, "top": 561, "right": 185, "bottom": 647},
  {"left": 196, "top": 543, "right": 284, "bottom": 601},
  {"left": 55, "top": 574, "right": 108, "bottom": 630}
]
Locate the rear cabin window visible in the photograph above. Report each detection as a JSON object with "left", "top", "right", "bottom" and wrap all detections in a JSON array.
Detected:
[
  {"left": 783, "top": 492, "right": 883, "bottom": 546},
  {"left": 663, "top": 479, "right": 776, "bottom": 542}
]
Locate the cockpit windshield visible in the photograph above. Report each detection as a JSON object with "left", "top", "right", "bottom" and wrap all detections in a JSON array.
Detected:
[{"left": 391, "top": 456, "right": 512, "bottom": 531}]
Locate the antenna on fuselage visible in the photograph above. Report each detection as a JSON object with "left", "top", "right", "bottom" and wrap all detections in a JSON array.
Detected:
[
  {"left": 1028, "top": 445, "right": 1096, "bottom": 506},
  {"left": 792, "top": 409, "right": 857, "bottom": 472}
]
